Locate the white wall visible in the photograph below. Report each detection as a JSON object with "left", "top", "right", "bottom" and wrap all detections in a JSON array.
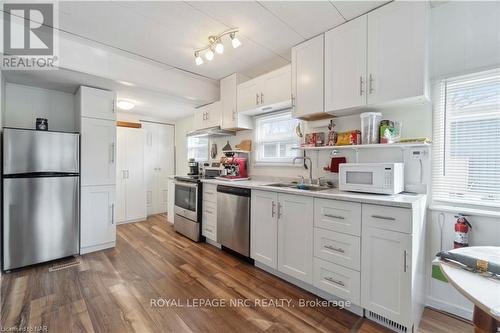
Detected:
[
  {"left": 425, "top": 1, "right": 500, "bottom": 320},
  {"left": 4, "top": 83, "right": 76, "bottom": 132},
  {"left": 174, "top": 115, "right": 196, "bottom": 176}
]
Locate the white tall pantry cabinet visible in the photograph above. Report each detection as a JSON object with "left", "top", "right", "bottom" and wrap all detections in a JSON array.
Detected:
[{"left": 77, "top": 86, "right": 117, "bottom": 254}]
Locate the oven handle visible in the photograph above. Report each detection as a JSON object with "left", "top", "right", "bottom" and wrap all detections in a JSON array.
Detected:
[{"left": 174, "top": 181, "right": 198, "bottom": 189}]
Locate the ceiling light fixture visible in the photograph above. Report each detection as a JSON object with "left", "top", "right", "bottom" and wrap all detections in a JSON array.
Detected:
[
  {"left": 194, "top": 51, "right": 204, "bottom": 66},
  {"left": 116, "top": 100, "right": 135, "bottom": 111},
  {"left": 194, "top": 28, "right": 240, "bottom": 65}
]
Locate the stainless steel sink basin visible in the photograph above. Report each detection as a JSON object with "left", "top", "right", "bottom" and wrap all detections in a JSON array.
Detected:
[{"left": 264, "top": 183, "right": 330, "bottom": 192}]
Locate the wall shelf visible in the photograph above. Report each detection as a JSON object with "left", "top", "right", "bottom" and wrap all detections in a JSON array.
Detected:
[{"left": 292, "top": 142, "right": 431, "bottom": 151}]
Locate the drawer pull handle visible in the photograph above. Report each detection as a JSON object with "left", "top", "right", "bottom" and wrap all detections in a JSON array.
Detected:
[
  {"left": 324, "top": 245, "right": 345, "bottom": 253},
  {"left": 204, "top": 209, "right": 213, "bottom": 214},
  {"left": 205, "top": 191, "right": 214, "bottom": 195},
  {"left": 324, "top": 213, "right": 345, "bottom": 220},
  {"left": 371, "top": 214, "right": 396, "bottom": 221},
  {"left": 325, "top": 277, "right": 345, "bottom": 287}
]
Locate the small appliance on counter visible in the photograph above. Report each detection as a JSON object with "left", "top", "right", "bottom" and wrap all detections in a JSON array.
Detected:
[
  {"left": 188, "top": 158, "right": 200, "bottom": 176},
  {"left": 203, "top": 162, "right": 223, "bottom": 179},
  {"left": 339, "top": 162, "right": 404, "bottom": 195},
  {"left": 217, "top": 155, "right": 249, "bottom": 180}
]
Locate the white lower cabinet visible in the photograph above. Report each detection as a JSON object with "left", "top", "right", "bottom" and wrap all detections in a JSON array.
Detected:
[
  {"left": 313, "top": 228, "right": 361, "bottom": 271},
  {"left": 313, "top": 257, "right": 361, "bottom": 305},
  {"left": 202, "top": 184, "right": 218, "bottom": 242},
  {"left": 361, "top": 226, "right": 412, "bottom": 327},
  {"left": 80, "top": 185, "right": 116, "bottom": 254},
  {"left": 251, "top": 190, "right": 278, "bottom": 269},
  {"left": 277, "top": 194, "right": 314, "bottom": 284}
]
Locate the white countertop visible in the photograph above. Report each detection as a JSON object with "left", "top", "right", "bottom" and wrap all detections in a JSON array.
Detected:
[{"left": 201, "top": 178, "right": 426, "bottom": 208}]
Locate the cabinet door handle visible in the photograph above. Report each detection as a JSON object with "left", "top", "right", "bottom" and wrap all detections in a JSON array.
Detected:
[
  {"left": 324, "top": 213, "right": 345, "bottom": 220},
  {"left": 126, "top": 170, "right": 130, "bottom": 179},
  {"left": 111, "top": 204, "right": 114, "bottom": 224},
  {"left": 369, "top": 74, "right": 374, "bottom": 94},
  {"left": 271, "top": 201, "right": 276, "bottom": 218},
  {"left": 404, "top": 250, "right": 408, "bottom": 272},
  {"left": 359, "top": 76, "right": 364, "bottom": 96},
  {"left": 109, "top": 143, "right": 115, "bottom": 164},
  {"left": 112, "top": 100, "right": 115, "bottom": 113},
  {"left": 291, "top": 94, "right": 295, "bottom": 108},
  {"left": 277, "top": 202, "right": 282, "bottom": 219},
  {"left": 232, "top": 109, "right": 236, "bottom": 120},
  {"left": 324, "top": 245, "right": 345, "bottom": 253},
  {"left": 206, "top": 112, "right": 209, "bottom": 120},
  {"left": 325, "top": 277, "right": 345, "bottom": 287},
  {"left": 260, "top": 92, "right": 264, "bottom": 104},
  {"left": 256, "top": 93, "right": 260, "bottom": 105},
  {"left": 371, "top": 214, "right": 396, "bottom": 221}
]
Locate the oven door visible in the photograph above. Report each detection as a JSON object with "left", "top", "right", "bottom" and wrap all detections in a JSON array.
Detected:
[
  {"left": 339, "top": 165, "right": 388, "bottom": 193},
  {"left": 174, "top": 181, "right": 198, "bottom": 221}
]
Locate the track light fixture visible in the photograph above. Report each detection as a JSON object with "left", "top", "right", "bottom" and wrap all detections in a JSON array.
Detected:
[{"left": 194, "top": 28, "right": 241, "bottom": 65}]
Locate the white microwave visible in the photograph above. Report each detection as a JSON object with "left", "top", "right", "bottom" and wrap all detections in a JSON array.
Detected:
[{"left": 339, "top": 163, "right": 404, "bottom": 195}]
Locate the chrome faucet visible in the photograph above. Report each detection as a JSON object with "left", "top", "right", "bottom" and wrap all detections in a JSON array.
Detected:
[{"left": 293, "top": 156, "right": 313, "bottom": 184}]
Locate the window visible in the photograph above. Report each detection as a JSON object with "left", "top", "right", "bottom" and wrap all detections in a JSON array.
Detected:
[
  {"left": 255, "top": 110, "right": 301, "bottom": 164},
  {"left": 432, "top": 68, "right": 500, "bottom": 208},
  {"left": 187, "top": 136, "right": 208, "bottom": 162}
]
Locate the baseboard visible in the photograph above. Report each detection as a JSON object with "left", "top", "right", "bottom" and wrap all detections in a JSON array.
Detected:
[
  {"left": 255, "top": 261, "right": 364, "bottom": 317},
  {"left": 116, "top": 217, "right": 146, "bottom": 225},
  {"left": 425, "top": 296, "right": 473, "bottom": 321},
  {"left": 80, "top": 241, "right": 115, "bottom": 255}
]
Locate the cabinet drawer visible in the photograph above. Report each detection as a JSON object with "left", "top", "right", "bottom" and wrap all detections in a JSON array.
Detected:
[
  {"left": 203, "top": 184, "right": 217, "bottom": 203},
  {"left": 314, "top": 199, "right": 361, "bottom": 236},
  {"left": 362, "top": 204, "right": 411, "bottom": 233},
  {"left": 202, "top": 223, "right": 217, "bottom": 241},
  {"left": 313, "top": 257, "right": 360, "bottom": 305},
  {"left": 314, "top": 228, "right": 360, "bottom": 271},
  {"left": 202, "top": 200, "right": 217, "bottom": 217}
]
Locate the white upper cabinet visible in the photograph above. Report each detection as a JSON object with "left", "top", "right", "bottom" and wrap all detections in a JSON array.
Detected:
[
  {"left": 194, "top": 101, "right": 222, "bottom": 130},
  {"left": 324, "top": 1, "right": 429, "bottom": 114},
  {"left": 77, "top": 86, "right": 116, "bottom": 121},
  {"left": 325, "top": 16, "right": 368, "bottom": 113},
  {"left": 80, "top": 117, "right": 116, "bottom": 186},
  {"left": 291, "top": 35, "right": 325, "bottom": 120},
  {"left": 367, "top": 1, "right": 429, "bottom": 106},
  {"left": 221, "top": 73, "right": 252, "bottom": 130},
  {"left": 237, "top": 65, "right": 291, "bottom": 116}
]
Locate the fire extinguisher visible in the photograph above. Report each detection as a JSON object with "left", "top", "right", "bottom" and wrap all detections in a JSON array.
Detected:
[{"left": 454, "top": 214, "right": 472, "bottom": 249}]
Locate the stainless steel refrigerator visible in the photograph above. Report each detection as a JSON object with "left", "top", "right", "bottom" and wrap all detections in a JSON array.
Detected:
[{"left": 2, "top": 128, "right": 80, "bottom": 271}]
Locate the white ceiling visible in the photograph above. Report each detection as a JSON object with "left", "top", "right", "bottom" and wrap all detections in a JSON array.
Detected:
[
  {"left": 2, "top": 69, "right": 198, "bottom": 120},
  {"left": 58, "top": 1, "right": 389, "bottom": 80}
]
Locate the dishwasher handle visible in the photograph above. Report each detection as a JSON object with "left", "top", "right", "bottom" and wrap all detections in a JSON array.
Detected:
[{"left": 217, "top": 185, "right": 251, "bottom": 197}]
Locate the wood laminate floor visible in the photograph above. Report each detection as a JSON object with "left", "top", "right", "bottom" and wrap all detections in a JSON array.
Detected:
[{"left": 1, "top": 214, "right": 473, "bottom": 333}]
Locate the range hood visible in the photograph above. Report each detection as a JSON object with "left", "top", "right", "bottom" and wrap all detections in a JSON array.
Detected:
[{"left": 187, "top": 126, "right": 236, "bottom": 137}]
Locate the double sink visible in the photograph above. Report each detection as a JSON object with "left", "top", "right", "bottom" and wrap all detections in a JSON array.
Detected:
[{"left": 264, "top": 183, "right": 331, "bottom": 192}]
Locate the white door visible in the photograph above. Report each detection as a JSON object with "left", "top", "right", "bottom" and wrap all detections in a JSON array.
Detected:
[
  {"left": 251, "top": 190, "right": 278, "bottom": 269},
  {"left": 361, "top": 227, "right": 412, "bottom": 326},
  {"left": 81, "top": 118, "right": 116, "bottom": 186},
  {"left": 367, "top": 1, "right": 427, "bottom": 105},
  {"left": 291, "top": 35, "right": 324, "bottom": 118},
  {"left": 221, "top": 74, "right": 237, "bottom": 129},
  {"left": 277, "top": 193, "right": 314, "bottom": 283},
  {"left": 115, "top": 127, "right": 128, "bottom": 223},
  {"left": 78, "top": 86, "right": 116, "bottom": 121},
  {"left": 325, "top": 15, "right": 368, "bottom": 113},
  {"left": 262, "top": 65, "right": 291, "bottom": 106},
  {"left": 143, "top": 123, "right": 158, "bottom": 215},
  {"left": 124, "top": 127, "right": 147, "bottom": 221},
  {"left": 237, "top": 78, "right": 260, "bottom": 113},
  {"left": 81, "top": 185, "right": 116, "bottom": 251}
]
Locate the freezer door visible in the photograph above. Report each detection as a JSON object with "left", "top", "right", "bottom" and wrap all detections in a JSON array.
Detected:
[
  {"left": 3, "top": 128, "right": 79, "bottom": 175},
  {"left": 3, "top": 176, "right": 80, "bottom": 270}
]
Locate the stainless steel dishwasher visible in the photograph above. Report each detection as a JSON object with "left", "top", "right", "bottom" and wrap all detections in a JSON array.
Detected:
[{"left": 217, "top": 185, "right": 251, "bottom": 257}]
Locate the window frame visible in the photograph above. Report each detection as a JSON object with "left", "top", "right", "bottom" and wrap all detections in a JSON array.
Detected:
[
  {"left": 187, "top": 136, "right": 209, "bottom": 163},
  {"left": 431, "top": 68, "right": 500, "bottom": 209},
  {"left": 254, "top": 110, "right": 301, "bottom": 166}
]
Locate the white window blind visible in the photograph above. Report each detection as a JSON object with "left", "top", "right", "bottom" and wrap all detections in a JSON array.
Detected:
[
  {"left": 432, "top": 68, "right": 500, "bottom": 208},
  {"left": 255, "top": 110, "right": 300, "bottom": 164},
  {"left": 187, "top": 136, "right": 208, "bottom": 162}
]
